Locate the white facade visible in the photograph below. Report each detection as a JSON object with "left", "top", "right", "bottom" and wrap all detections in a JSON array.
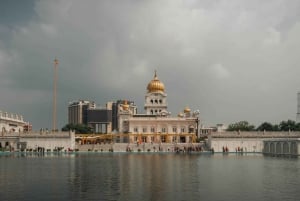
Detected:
[
  {"left": 144, "top": 92, "right": 167, "bottom": 115},
  {"left": 0, "top": 110, "right": 26, "bottom": 133},
  {"left": 208, "top": 132, "right": 300, "bottom": 153},
  {"left": 0, "top": 131, "right": 75, "bottom": 151},
  {"left": 118, "top": 71, "right": 199, "bottom": 143}
]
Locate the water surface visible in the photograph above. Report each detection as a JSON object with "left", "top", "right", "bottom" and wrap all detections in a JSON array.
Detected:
[{"left": 0, "top": 153, "right": 299, "bottom": 201}]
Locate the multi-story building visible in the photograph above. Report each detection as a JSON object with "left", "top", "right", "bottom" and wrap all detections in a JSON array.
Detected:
[
  {"left": 87, "top": 102, "right": 113, "bottom": 133},
  {"left": 0, "top": 110, "right": 26, "bottom": 133},
  {"left": 68, "top": 100, "right": 96, "bottom": 125}
]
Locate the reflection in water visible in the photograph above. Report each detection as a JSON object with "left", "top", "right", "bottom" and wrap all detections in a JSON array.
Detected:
[{"left": 1, "top": 153, "right": 300, "bottom": 201}]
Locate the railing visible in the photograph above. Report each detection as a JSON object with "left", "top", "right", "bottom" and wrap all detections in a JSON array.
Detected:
[
  {"left": 1, "top": 131, "right": 73, "bottom": 138},
  {"left": 0, "top": 112, "right": 24, "bottom": 122},
  {"left": 211, "top": 131, "right": 300, "bottom": 138}
]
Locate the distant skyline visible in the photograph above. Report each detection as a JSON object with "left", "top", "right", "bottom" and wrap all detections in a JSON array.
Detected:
[{"left": 1, "top": 0, "right": 300, "bottom": 129}]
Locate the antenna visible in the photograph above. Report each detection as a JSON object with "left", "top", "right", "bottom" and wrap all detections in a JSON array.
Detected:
[{"left": 53, "top": 58, "right": 59, "bottom": 132}]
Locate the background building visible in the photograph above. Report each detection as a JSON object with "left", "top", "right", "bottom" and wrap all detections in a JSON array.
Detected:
[
  {"left": 68, "top": 100, "right": 96, "bottom": 125},
  {"left": 86, "top": 102, "right": 113, "bottom": 133},
  {"left": 68, "top": 100, "right": 136, "bottom": 134}
]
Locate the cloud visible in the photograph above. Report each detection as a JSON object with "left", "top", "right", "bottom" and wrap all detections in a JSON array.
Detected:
[
  {"left": 211, "top": 63, "right": 230, "bottom": 79},
  {"left": 263, "top": 28, "right": 281, "bottom": 46},
  {"left": 1, "top": 0, "right": 300, "bottom": 128}
]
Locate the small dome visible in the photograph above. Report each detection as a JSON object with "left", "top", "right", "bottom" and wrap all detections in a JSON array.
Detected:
[
  {"left": 147, "top": 71, "right": 165, "bottom": 93},
  {"left": 184, "top": 106, "right": 191, "bottom": 113},
  {"left": 178, "top": 112, "right": 184, "bottom": 117}
]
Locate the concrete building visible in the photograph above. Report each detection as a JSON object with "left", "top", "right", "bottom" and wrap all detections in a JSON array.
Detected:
[
  {"left": 68, "top": 100, "right": 96, "bottom": 125},
  {"left": 87, "top": 107, "right": 112, "bottom": 133},
  {"left": 0, "top": 110, "right": 26, "bottom": 133}
]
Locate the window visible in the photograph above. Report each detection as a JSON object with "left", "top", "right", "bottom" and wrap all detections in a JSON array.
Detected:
[
  {"left": 181, "top": 127, "right": 185, "bottom": 133},
  {"left": 143, "top": 127, "right": 147, "bottom": 133},
  {"left": 155, "top": 99, "right": 158, "bottom": 104},
  {"left": 150, "top": 99, "right": 153, "bottom": 104},
  {"left": 172, "top": 127, "right": 177, "bottom": 133},
  {"left": 161, "top": 136, "right": 166, "bottom": 142},
  {"left": 134, "top": 127, "right": 138, "bottom": 133},
  {"left": 151, "top": 127, "right": 155, "bottom": 133},
  {"left": 162, "top": 128, "right": 166, "bottom": 133},
  {"left": 159, "top": 99, "right": 162, "bottom": 104},
  {"left": 189, "top": 126, "right": 194, "bottom": 133}
]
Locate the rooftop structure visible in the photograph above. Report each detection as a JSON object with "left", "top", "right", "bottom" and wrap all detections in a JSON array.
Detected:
[{"left": 0, "top": 110, "right": 26, "bottom": 133}]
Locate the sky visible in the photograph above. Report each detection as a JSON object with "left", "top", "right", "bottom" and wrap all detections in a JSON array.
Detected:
[{"left": 1, "top": 0, "right": 300, "bottom": 130}]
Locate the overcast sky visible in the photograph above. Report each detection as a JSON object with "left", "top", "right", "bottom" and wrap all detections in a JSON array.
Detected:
[{"left": 1, "top": 0, "right": 300, "bottom": 129}]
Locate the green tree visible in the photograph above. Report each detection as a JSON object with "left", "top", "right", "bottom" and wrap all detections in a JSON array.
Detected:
[
  {"left": 279, "top": 120, "right": 296, "bottom": 131},
  {"left": 256, "top": 122, "right": 274, "bottom": 131},
  {"left": 62, "top": 123, "right": 93, "bottom": 134},
  {"left": 227, "top": 121, "right": 255, "bottom": 131}
]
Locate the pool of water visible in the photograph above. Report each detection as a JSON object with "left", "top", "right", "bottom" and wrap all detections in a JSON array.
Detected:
[{"left": 0, "top": 153, "right": 299, "bottom": 201}]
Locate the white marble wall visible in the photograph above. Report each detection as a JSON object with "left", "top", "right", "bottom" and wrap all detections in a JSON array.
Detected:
[{"left": 209, "top": 138, "right": 264, "bottom": 152}]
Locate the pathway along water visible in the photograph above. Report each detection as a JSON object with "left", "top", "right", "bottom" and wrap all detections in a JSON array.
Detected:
[{"left": 0, "top": 153, "right": 299, "bottom": 201}]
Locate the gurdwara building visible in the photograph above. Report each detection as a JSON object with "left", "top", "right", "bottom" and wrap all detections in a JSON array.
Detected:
[{"left": 117, "top": 71, "right": 200, "bottom": 143}]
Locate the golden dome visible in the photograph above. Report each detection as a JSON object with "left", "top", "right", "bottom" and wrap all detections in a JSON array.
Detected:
[
  {"left": 184, "top": 106, "right": 191, "bottom": 113},
  {"left": 178, "top": 112, "right": 184, "bottom": 117},
  {"left": 147, "top": 71, "right": 165, "bottom": 93}
]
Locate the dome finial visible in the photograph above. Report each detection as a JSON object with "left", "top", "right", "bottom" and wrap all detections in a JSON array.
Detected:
[{"left": 154, "top": 70, "right": 157, "bottom": 79}]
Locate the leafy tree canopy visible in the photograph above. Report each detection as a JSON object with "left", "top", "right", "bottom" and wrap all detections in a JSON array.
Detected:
[
  {"left": 256, "top": 122, "right": 274, "bottom": 131},
  {"left": 62, "top": 123, "right": 93, "bottom": 134},
  {"left": 227, "top": 121, "right": 255, "bottom": 131}
]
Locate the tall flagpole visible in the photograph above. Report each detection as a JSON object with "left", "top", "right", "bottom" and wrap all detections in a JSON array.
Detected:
[{"left": 53, "top": 58, "right": 59, "bottom": 132}]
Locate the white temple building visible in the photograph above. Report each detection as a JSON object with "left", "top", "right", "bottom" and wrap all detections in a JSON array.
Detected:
[{"left": 117, "top": 71, "right": 200, "bottom": 143}]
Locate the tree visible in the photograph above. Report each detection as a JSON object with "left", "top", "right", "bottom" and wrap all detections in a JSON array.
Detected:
[
  {"left": 256, "top": 122, "right": 274, "bottom": 131},
  {"left": 62, "top": 123, "right": 93, "bottom": 134},
  {"left": 279, "top": 120, "right": 296, "bottom": 131},
  {"left": 227, "top": 121, "right": 255, "bottom": 131}
]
